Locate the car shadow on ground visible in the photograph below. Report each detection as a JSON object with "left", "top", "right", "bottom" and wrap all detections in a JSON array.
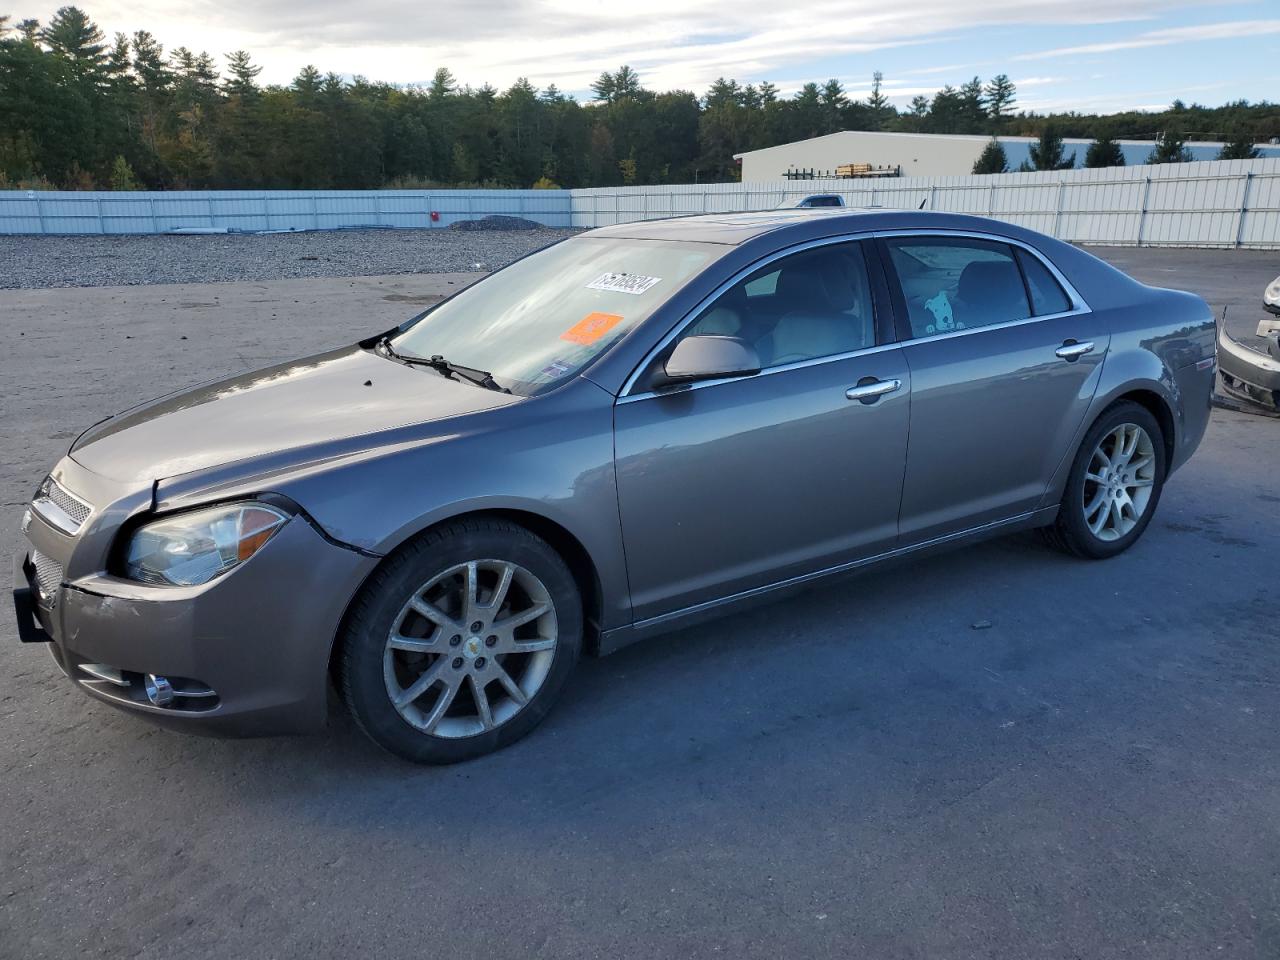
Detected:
[{"left": 81, "top": 529, "right": 1104, "bottom": 815}]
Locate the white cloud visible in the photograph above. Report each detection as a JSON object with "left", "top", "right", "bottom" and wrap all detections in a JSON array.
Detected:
[
  {"left": 15, "top": 0, "right": 1216, "bottom": 92},
  {"left": 1015, "top": 18, "right": 1280, "bottom": 59},
  {"left": 1017, "top": 80, "right": 1229, "bottom": 113}
]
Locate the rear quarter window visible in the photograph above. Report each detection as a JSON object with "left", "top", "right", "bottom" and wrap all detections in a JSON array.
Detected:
[{"left": 1015, "top": 248, "right": 1074, "bottom": 316}]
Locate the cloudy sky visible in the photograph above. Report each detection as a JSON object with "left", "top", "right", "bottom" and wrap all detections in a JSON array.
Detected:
[{"left": 17, "top": 0, "right": 1277, "bottom": 112}]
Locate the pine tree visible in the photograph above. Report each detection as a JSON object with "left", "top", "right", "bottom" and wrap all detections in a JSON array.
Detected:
[
  {"left": 1148, "top": 129, "right": 1192, "bottom": 164},
  {"left": 171, "top": 45, "right": 196, "bottom": 75},
  {"left": 1217, "top": 134, "right": 1260, "bottom": 160},
  {"left": 40, "top": 6, "right": 107, "bottom": 81},
  {"left": 905, "top": 95, "right": 929, "bottom": 132},
  {"left": 613, "top": 66, "right": 641, "bottom": 100},
  {"left": 109, "top": 154, "right": 138, "bottom": 189},
  {"left": 959, "top": 76, "right": 985, "bottom": 129},
  {"left": 1029, "top": 126, "right": 1076, "bottom": 170},
  {"left": 193, "top": 52, "right": 218, "bottom": 93},
  {"left": 590, "top": 71, "right": 615, "bottom": 103},
  {"left": 866, "top": 71, "right": 891, "bottom": 130},
  {"left": 104, "top": 33, "right": 132, "bottom": 89},
  {"left": 984, "top": 74, "right": 1016, "bottom": 121},
  {"left": 972, "top": 138, "right": 1008, "bottom": 174},
  {"left": 223, "top": 50, "right": 261, "bottom": 98},
  {"left": 428, "top": 67, "right": 455, "bottom": 100},
  {"left": 101, "top": 33, "right": 136, "bottom": 160},
  {"left": 926, "top": 85, "right": 961, "bottom": 133},
  {"left": 217, "top": 51, "right": 265, "bottom": 186},
  {"left": 704, "top": 77, "right": 742, "bottom": 109},
  {"left": 131, "top": 31, "right": 170, "bottom": 93},
  {"left": 593, "top": 66, "right": 641, "bottom": 104},
  {"left": 1084, "top": 136, "right": 1125, "bottom": 168},
  {"left": 321, "top": 72, "right": 344, "bottom": 100},
  {"left": 293, "top": 64, "right": 322, "bottom": 104},
  {"left": 819, "top": 78, "right": 846, "bottom": 134}
]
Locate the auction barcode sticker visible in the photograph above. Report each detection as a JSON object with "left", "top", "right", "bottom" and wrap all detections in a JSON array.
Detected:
[{"left": 586, "top": 273, "right": 662, "bottom": 295}]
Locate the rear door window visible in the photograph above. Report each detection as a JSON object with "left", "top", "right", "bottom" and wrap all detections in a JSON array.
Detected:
[{"left": 884, "top": 237, "right": 1031, "bottom": 338}]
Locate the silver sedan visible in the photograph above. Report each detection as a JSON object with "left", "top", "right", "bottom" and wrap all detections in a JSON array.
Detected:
[{"left": 15, "top": 209, "right": 1217, "bottom": 762}]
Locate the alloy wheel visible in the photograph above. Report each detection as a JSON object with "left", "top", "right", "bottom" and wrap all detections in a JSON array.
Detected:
[
  {"left": 383, "top": 559, "right": 557, "bottom": 738},
  {"left": 1081, "top": 422, "right": 1157, "bottom": 542}
]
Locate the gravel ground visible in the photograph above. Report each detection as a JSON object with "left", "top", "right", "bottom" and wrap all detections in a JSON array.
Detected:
[{"left": 0, "top": 228, "right": 579, "bottom": 288}]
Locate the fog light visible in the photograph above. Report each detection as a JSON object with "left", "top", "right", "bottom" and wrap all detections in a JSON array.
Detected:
[{"left": 145, "top": 674, "right": 174, "bottom": 707}]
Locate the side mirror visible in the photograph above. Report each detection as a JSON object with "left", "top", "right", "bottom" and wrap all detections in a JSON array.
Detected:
[{"left": 663, "top": 335, "right": 761, "bottom": 383}]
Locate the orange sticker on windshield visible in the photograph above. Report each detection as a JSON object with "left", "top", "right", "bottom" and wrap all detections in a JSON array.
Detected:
[{"left": 561, "top": 312, "right": 623, "bottom": 345}]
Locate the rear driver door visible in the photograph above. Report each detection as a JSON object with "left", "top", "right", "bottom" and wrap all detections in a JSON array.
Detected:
[{"left": 877, "top": 233, "right": 1111, "bottom": 543}]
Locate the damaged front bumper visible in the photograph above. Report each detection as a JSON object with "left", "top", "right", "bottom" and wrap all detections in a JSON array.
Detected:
[
  {"left": 13, "top": 457, "right": 380, "bottom": 737},
  {"left": 1217, "top": 323, "right": 1280, "bottom": 413}
]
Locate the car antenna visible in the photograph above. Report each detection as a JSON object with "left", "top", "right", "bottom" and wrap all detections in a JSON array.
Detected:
[{"left": 918, "top": 197, "right": 928, "bottom": 210}]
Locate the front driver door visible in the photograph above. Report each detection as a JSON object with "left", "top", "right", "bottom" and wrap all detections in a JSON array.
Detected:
[{"left": 613, "top": 239, "right": 911, "bottom": 623}]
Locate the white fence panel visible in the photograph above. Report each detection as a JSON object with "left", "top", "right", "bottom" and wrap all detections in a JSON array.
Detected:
[
  {"left": 0, "top": 188, "right": 574, "bottom": 234},
  {"left": 567, "top": 158, "right": 1280, "bottom": 248},
  {"left": 1, "top": 159, "right": 1277, "bottom": 247}
]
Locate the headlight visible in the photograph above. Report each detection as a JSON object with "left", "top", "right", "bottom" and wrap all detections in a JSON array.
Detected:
[{"left": 125, "top": 502, "right": 290, "bottom": 586}]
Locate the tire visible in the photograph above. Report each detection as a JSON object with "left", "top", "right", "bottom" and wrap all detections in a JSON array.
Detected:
[
  {"left": 1041, "top": 401, "right": 1167, "bottom": 560},
  {"left": 339, "top": 518, "right": 582, "bottom": 764}
]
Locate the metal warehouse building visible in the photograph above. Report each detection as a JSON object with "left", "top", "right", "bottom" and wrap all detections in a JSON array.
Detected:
[{"left": 734, "top": 131, "right": 1280, "bottom": 180}]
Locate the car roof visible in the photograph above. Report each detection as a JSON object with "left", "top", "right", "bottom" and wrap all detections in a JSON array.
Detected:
[{"left": 582, "top": 208, "right": 1013, "bottom": 245}]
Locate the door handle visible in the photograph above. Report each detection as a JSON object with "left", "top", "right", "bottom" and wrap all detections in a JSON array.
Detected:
[
  {"left": 1055, "top": 340, "right": 1095, "bottom": 361},
  {"left": 845, "top": 378, "right": 902, "bottom": 403}
]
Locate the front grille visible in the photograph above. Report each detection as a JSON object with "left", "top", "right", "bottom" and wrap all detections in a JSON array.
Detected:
[
  {"left": 31, "top": 550, "right": 64, "bottom": 604},
  {"left": 43, "top": 478, "right": 92, "bottom": 527},
  {"left": 31, "top": 476, "right": 93, "bottom": 535}
]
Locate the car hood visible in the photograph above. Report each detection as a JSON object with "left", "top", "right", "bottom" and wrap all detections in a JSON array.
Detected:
[{"left": 70, "top": 345, "right": 520, "bottom": 486}]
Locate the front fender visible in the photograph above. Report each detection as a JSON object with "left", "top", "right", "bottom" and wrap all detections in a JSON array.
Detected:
[{"left": 154, "top": 377, "right": 631, "bottom": 632}]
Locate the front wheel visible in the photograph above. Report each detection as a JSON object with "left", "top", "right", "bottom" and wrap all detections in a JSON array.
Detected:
[
  {"left": 339, "top": 518, "right": 582, "bottom": 764},
  {"left": 1042, "top": 401, "right": 1167, "bottom": 559}
]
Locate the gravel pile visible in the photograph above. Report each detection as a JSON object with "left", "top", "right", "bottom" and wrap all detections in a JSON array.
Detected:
[
  {"left": 0, "top": 227, "right": 580, "bottom": 289},
  {"left": 448, "top": 215, "right": 545, "bottom": 231}
]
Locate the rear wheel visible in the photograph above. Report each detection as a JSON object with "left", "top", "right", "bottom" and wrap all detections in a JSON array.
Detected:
[
  {"left": 1042, "top": 401, "right": 1167, "bottom": 559},
  {"left": 339, "top": 518, "right": 582, "bottom": 764}
]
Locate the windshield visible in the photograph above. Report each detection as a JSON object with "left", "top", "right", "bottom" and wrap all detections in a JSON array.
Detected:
[{"left": 391, "top": 236, "right": 724, "bottom": 393}]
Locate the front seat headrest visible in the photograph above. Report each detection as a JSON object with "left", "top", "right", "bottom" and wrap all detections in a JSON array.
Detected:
[
  {"left": 776, "top": 259, "right": 835, "bottom": 313},
  {"left": 958, "top": 259, "right": 1025, "bottom": 313}
]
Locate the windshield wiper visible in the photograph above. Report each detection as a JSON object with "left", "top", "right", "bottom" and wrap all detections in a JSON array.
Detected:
[{"left": 376, "top": 337, "right": 510, "bottom": 393}]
